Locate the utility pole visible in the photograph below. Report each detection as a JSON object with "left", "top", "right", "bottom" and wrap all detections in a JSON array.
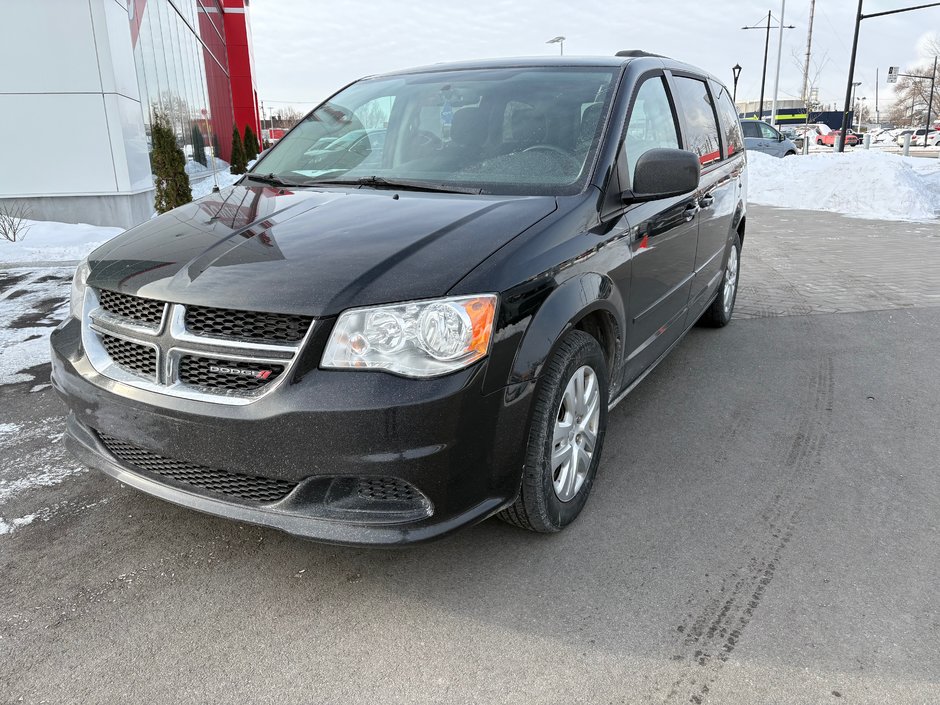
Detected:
[
  {"left": 801, "top": 0, "right": 817, "bottom": 106},
  {"left": 770, "top": 0, "right": 787, "bottom": 126},
  {"left": 761, "top": 11, "right": 770, "bottom": 119}
]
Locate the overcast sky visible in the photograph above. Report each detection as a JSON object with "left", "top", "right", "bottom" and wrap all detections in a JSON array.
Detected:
[{"left": 248, "top": 0, "right": 939, "bottom": 117}]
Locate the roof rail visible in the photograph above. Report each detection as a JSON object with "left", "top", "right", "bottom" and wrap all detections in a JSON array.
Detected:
[{"left": 615, "top": 50, "right": 666, "bottom": 58}]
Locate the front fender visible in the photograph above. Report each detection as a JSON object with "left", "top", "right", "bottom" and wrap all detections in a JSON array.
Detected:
[{"left": 502, "top": 272, "right": 625, "bottom": 395}]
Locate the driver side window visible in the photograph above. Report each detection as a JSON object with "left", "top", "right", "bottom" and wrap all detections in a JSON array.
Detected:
[
  {"left": 624, "top": 77, "right": 680, "bottom": 186},
  {"left": 759, "top": 122, "right": 779, "bottom": 141}
]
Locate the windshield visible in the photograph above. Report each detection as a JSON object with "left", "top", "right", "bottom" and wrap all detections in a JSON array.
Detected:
[{"left": 252, "top": 67, "right": 618, "bottom": 196}]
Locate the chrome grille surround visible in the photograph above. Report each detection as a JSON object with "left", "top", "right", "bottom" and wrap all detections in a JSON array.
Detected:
[{"left": 81, "top": 288, "right": 314, "bottom": 406}]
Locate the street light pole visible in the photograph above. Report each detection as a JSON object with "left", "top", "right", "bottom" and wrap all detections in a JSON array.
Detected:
[
  {"left": 743, "top": 12, "right": 795, "bottom": 121},
  {"left": 850, "top": 81, "right": 861, "bottom": 133},
  {"left": 837, "top": 0, "right": 940, "bottom": 152},
  {"left": 546, "top": 36, "right": 565, "bottom": 56},
  {"left": 732, "top": 64, "right": 743, "bottom": 105},
  {"left": 925, "top": 55, "right": 938, "bottom": 145}
]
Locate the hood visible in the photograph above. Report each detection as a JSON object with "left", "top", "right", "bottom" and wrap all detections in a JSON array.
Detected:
[{"left": 88, "top": 183, "right": 557, "bottom": 316}]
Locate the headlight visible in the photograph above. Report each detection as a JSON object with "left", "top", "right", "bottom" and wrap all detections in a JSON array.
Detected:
[
  {"left": 69, "top": 259, "right": 91, "bottom": 320},
  {"left": 321, "top": 295, "right": 497, "bottom": 378}
]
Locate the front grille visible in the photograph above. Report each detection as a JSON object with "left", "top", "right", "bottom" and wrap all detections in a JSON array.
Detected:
[
  {"left": 185, "top": 305, "right": 312, "bottom": 344},
  {"left": 357, "top": 477, "right": 422, "bottom": 503},
  {"left": 98, "top": 433, "right": 296, "bottom": 504},
  {"left": 178, "top": 355, "right": 284, "bottom": 392},
  {"left": 99, "top": 334, "right": 157, "bottom": 379},
  {"left": 98, "top": 289, "right": 164, "bottom": 327}
]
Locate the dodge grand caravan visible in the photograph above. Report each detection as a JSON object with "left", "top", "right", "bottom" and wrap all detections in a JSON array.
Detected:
[{"left": 51, "top": 53, "right": 747, "bottom": 545}]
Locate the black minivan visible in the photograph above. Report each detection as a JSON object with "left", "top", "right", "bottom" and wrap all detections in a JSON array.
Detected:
[{"left": 51, "top": 53, "right": 747, "bottom": 545}]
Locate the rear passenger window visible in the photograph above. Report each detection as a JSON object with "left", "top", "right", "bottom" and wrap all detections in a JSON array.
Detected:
[
  {"left": 713, "top": 85, "right": 746, "bottom": 157},
  {"left": 624, "top": 77, "right": 680, "bottom": 184},
  {"left": 741, "top": 121, "right": 761, "bottom": 139},
  {"left": 672, "top": 77, "right": 722, "bottom": 166}
]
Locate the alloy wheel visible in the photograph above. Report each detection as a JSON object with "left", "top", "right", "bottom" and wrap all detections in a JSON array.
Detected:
[
  {"left": 551, "top": 365, "right": 600, "bottom": 502},
  {"left": 723, "top": 246, "right": 739, "bottom": 315}
]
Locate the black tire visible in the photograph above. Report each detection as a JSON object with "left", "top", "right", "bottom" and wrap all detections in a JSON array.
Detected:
[
  {"left": 784, "top": 150, "right": 796, "bottom": 157},
  {"left": 701, "top": 232, "right": 742, "bottom": 328},
  {"left": 498, "top": 330, "right": 609, "bottom": 533}
]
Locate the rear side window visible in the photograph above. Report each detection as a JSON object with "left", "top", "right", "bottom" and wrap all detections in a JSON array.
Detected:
[
  {"left": 624, "top": 76, "right": 680, "bottom": 184},
  {"left": 672, "top": 76, "right": 722, "bottom": 166},
  {"left": 741, "top": 121, "right": 760, "bottom": 139},
  {"left": 713, "top": 85, "right": 746, "bottom": 157}
]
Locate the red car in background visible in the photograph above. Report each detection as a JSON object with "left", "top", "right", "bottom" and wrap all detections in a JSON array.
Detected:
[{"left": 816, "top": 129, "right": 858, "bottom": 147}]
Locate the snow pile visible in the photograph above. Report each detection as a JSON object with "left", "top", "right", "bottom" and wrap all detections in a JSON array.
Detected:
[
  {"left": 0, "top": 220, "right": 123, "bottom": 264},
  {"left": 190, "top": 169, "right": 240, "bottom": 200},
  {"left": 748, "top": 150, "right": 940, "bottom": 221}
]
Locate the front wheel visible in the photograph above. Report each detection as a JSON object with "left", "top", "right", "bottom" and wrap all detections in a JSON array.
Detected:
[
  {"left": 498, "top": 330, "right": 608, "bottom": 533},
  {"left": 701, "top": 232, "right": 741, "bottom": 327}
]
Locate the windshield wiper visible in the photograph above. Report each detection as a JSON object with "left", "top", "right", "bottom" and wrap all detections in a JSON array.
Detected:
[
  {"left": 243, "top": 172, "right": 311, "bottom": 188},
  {"left": 314, "top": 176, "right": 482, "bottom": 195}
]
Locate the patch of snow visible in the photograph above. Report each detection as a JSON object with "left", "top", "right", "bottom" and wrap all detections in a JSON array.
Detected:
[
  {"left": 0, "top": 513, "right": 37, "bottom": 535},
  {"left": 0, "top": 220, "right": 123, "bottom": 263},
  {"left": 0, "top": 268, "right": 72, "bottom": 384},
  {"left": 0, "top": 463, "right": 86, "bottom": 503},
  {"left": 748, "top": 150, "right": 940, "bottom": 222},
  {"left": 0, "top": 423, "right": 21, "bottom": 446},
  {"left": 30, "top": 383, "right": 51, "bottom": 393}
]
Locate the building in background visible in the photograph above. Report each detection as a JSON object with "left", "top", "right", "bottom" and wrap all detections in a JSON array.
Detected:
[
  {"left": 736, "top": 98, "right": 854, "bottom": 129},
  {"left": 0, "top": 0, "right": 260, "bottom": 228}
]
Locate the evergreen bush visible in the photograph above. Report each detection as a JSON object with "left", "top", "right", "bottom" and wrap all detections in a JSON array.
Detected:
[
  {"left": 230, "top": 125, "right": 247, "bottom": 174},
  {"left": 151, "top": 110, "right": 192, "bottom": 213},
  {"left": 190, "top": 124, "right": 207, "bottom": 167},
  {"left": 243, "top": 125, "right": 259, "bottom": 162}
]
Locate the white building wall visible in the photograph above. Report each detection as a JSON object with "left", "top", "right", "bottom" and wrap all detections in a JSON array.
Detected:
[{"left": 0, "top": 0, "right": 153, "bottom": 226}]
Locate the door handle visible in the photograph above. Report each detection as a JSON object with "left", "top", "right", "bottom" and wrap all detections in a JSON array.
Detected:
[
  {"left": 699, "top": 194, "right": 714, "bottom": 208},
  {"left": 683, "top": 203, "right": 698, "bottom": 222}
]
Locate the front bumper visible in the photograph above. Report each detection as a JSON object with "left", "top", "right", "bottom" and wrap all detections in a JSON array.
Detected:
[{"left": 51, "top": 318, "right": 531, "bottom": 546}]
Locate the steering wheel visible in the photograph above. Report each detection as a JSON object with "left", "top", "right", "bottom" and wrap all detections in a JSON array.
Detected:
[
  {"left": 522, "top": 144, "right": 571, "bottom": 157},
  {"left": 414, "top": 130, "right": 442, "bottom": 150}
]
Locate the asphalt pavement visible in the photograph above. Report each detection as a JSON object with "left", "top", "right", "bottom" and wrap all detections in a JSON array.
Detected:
[{"left": 1, "top": 206, "right": 939, "bottom": 704}]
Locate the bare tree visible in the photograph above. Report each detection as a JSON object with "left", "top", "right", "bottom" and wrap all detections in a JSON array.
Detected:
[
  {"left": 273, "top": 107, "right": 304, "bottom": 128},
  {"left": 0, "top": 201, "right": 33, "bottom": 243}
]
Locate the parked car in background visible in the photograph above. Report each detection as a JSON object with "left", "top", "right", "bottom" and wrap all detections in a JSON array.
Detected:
[
  {"left": 909, "top": 129, "right": 940, "bottom": 146},
  {"left": 779, "top": 127, "right": 804, "bottom": 150},
  {"left": 817, "top": 129, "right": 858, "bottom": 147},
  {"left": 53, "top": 53, "right": 747, "bottom": 545},
  {"left": 895, "top": 129, "right": 916, "bottom": 146},
  {"left": 741, "top": 120, "right": 799, "bottom": 157}
]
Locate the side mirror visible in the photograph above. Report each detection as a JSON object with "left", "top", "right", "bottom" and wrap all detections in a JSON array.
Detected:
[{"left": 624, "top": 148, "right": 700, "bottom": 203}]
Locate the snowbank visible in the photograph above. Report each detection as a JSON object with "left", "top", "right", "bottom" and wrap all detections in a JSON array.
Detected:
[
  {"left": 0, "top": 220, "right": 123, "bottom": 264},
  {"left": 747, "top": 150, "right": 940, "bottom": 222},
  {"left": 190, "top": 169, "right": 241, "bottom": 200}
]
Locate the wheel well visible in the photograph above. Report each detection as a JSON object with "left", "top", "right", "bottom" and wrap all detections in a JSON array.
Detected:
[
  {"left": 737, "top": 215, "right": 746, "bottom": 248},
  {"left": 572, "top": 310, "right": 618, "bottom": 376}
]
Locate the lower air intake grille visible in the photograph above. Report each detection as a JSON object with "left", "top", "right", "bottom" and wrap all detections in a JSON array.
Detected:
[
  {"left": 178, "top": 356, "right": 284, "bottom": 392},
  {"left": 99, "top": 334, "right": 157, "bottom": 379},
  {"left": 357, "top": 477, "right": 422, "bottom": 503},
  {"left": 98, "top": 433, "right": 296, "bottom": 504}
]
